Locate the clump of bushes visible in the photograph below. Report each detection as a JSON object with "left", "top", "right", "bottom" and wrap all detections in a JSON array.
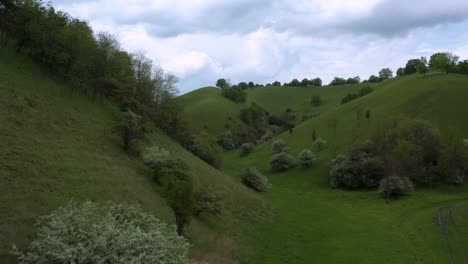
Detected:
[
  {"left": 187, "top": 134, "right": 223, "bottom": 169},
  {"left": 221, "top": 86, "right": 247, "bottom": 103},
  {"left": 270, "top": 152, "right": 296, "bottom": 172},
  {"left": 272, "top": 139, "right": 288, "bottom": 153},
  {"left": 378, "top": 176, "right": 414, "bottom": 198},
  {"left": 312, "top": 137, "right": 327, "bottom": 152},
  {"left": 217, "top": 131, "right": 239, "bottom": 150},
  {"left": 194, "top": 189, "right": 223, "bottom": 216},
  {"left": 298, "top": 149, "right": 315, "bottom": 168},
  {"left": 260, "top": 130, "right": 274, "bottom": 143},
  {"left": 240, "top": 142, "right": 255, "bottom": 156},
  {"left": 13, "top": 201, "right": 196, "bottom": 264},
  {"left": 114, "top": 110, "right": 144, "bottom": 154},
  {"left": 242, "top": 168, "right": 271, "bottom": 192}
]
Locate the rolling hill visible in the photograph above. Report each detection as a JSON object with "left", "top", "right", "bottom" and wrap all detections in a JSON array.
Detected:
[
  {"left": 182, "top": 74, "right": 468, "bottom": 263},
  {"left": 0, "top": 46, "right": 270, "bottom": 263}
]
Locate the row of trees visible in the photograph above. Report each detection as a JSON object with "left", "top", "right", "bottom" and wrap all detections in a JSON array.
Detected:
[
  {"left": 397, "top": 52, "right": 467, "bottom": 77},
  {"left": 215, "top": 77, "right": 323, "bottom": 89}
]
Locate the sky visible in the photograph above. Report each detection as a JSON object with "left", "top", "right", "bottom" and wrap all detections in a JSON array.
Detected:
[{"left": 53, "top": 0, "right": 468, "bottom": 94}]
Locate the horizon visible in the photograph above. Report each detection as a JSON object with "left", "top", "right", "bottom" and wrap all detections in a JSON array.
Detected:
[{"left": 53, "top": 0, "right": 468, "bottom": 93}]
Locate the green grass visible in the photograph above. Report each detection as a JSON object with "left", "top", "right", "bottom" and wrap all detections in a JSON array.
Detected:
[
  {"left": 185, "top": 73, "right": 468, "bottom": 263},
  {"left": 0, "top": 47, "right": 269, "bottom": 263}
]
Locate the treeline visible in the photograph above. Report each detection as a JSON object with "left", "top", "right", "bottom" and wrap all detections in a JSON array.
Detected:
[
  {"left": 0, "top": 0, "right": 224, "bottom": 169},
  {"left": 396, "top": 52, "right": 468, "bottom": 77}
]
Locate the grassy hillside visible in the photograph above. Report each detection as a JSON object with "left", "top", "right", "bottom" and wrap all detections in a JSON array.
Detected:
[
  {"left": 0, "top": 48, "right": 269, "bottom": 263},
  {"left": 179, "top": 82, "right": 384, "bottom": 138},
  {"left": 225, "top": 74, "right": 468, "bottom": 263},
  {"left": 186, "top": 74, "right": 468, "bottom": 263}
]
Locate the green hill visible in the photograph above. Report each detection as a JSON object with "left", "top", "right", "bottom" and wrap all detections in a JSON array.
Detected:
[
  {"left": 0, "top": 47, "right": 270, "bottom": 263},
  {"left": 184, "top": 74, "right": 468, "bottom": 263},
  {"left": 179, "top": 82, "right": 384, "bottom": 138}
]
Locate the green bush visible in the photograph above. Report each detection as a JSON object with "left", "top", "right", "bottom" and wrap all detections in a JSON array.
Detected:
[
  {"left": 240, "top": 142, "right": 255, "bottom": 156},
  {"left": 221, "top": 86, "right": 246, "bottom": 103},
  {"left": 217, "top": 131, "right": 239, "bottom": 150},
  {"left": 272, "top": 139, "right": 288, "bottom": 153},
  {"left": 260, "top": 130, "right": 274, "bottom": 143},
  {"left": 312, "top": 137, "right": 327, "bottom": 152},
  {"left": 13, "top": 201, "right": 195, "bottom": 264},
  {"left": 194, "top": 189, "right": 223, "bottom": 216},
  {"left": 188, "top": 134, "right": 223, "bottom": 169},
  {"left": 270, "top": 152, "right": 296, "bottom": 172},
  {"left": 115, "top": 110, "right": 144, "bottom": 153},
  {"left": 298, "top": 149, "right": 315, "bottom": 168},
  {"left": 378, "top": 176, "right": 414, "bottom": 198},
  {"left": 242, "top": 168, "right": 271, "bottom": 192}
]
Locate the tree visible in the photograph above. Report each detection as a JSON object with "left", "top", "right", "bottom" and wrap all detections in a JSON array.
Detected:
[
  {"left": 240, "top": 142, "right": 255, "bottom": 156},
  {"left": 458, "top": 60, "right": 468, "bottom": 75},
  {"left": 368, "top": 75, "right": 382, "bottom": 83},
  {"left": 238, "top": 82, "right": 249, "bottom": 90},
  {"left": 378, "top": 176, "right": 414, "bottom": 198},
  {"left": 216, "top": 78, "right": 229, "bottom": 89},
  {"left": 248, "top": 81, "right": 255, "bottom": 88},
  {"left": 404, "top": 59, "right": 421, "bottom": 75},
  {"left": 221, "top": 86, "right": 247, "bottom": 103},
  {"left": 416, "top": 56, "right": 429, "bottom": 77},
  {"left": 161, "top": 163, "right": 195, "bottom": 236},
  {"left": 330, "top": 77, "right": 347, "bottom": 86},
  {"left": 13, "top": 201, "right": 195, "bottom": 264},
  {"left": 298, "top": 149, "right": 315, "bottom": 168},
  {"left": 346, "top": 76, "right": 360, "bottom": 84},
  {"left": 272, "top": 81, "right": 281, "bottom": 86},
  {"left": 379, "top": 68, "right": 393, "bottom": 80},
  {"left": 396, "top": 67, "right": 405, "bottom": 77},
  {"left": 429, "top": 52, "right": 459, "bottom": 74},
  {"left": 311, "top": 95, "right": 322, "bottom": 107},
  {"left": 115, "top": 110, "right": 143, "bottom": 153},
  {"left": 290, "top": 79, "right": 300, "bottom": 86},
  {"left": 312, "top": 77, "right": 322, "bottom": 86},
  {"left": 272, "top": 139, "right": 288, "bottom": 153},
  {"left": 301, "top": 78, "right": 309, "bottom": 86},
  {"left": 312, "top": 129, "right": 317, "bottom": 142},
  {"left": 365, "top": 110, "right": 371, "bottom": 121}
]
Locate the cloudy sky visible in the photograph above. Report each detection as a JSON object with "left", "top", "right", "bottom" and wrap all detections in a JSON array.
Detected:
[{"left": 53, "top": 0, "right": 468, "bottom": 93}]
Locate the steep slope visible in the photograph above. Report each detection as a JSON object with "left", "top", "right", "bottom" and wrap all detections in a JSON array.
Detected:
[
  {"left": 219, "top": 74, "right": 468, "bottom": 263},
  {"left": 0, "top": 48, "right": 269, "bottom": 263}
]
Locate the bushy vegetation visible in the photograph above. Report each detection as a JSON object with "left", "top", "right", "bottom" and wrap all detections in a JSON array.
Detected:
[
  {"left": 217, "top": 131, "right": 239, "bottom": 150},
  {"left": 240, "top": 142, "right": 255, "bottom": 156},
  {"left": 270, "top": 152, "right": 296, "bottom": 172},
  {"left": 298, "top": 149, "right": 315, "bottom": 168},
  {"left": 187, "top": 134, "right": 223, "bottom": 169},
  {"left": 312, "top": 137, "right": 327, "bottom": 152},
  {"left": 242, "top": 168, "right": 271, "bottom": 192},
  {"left": 272, "top": 139, "right": 288, "bottom": 153},
  {"left": 341, "top": 86, "right": 374, "bottom": 104},
  {"left": 194, "top": 189, "right": 223, "bottom": 216},
  {"left": 221, "top": 86, "right": 247, "bottom": 103},
  {"left": 114, "top": 110, "right": 144, "bottom": 153},
  {"left": 311, "top": 95, "right": 322, "bottom": 106},
  {"left": 13, "top": 201, "right": 195, "bottom": 264},
  {"left": 378, "top": 176, "right": 414, "bottom": 198},
  {"left": 330, "top": 119, "right": 468, "bottom": 195}
]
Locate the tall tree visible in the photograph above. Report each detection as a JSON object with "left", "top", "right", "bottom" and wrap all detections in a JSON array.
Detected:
[
  {"left": 379, "top": 68, "right": 393, "bottom": 80},
  {"left": 417, "top": 57, "right": 429, "bottom": 77},
  {"left": 216, "top": 78, "right": 229, "bottom": 89},
  {"left": 429, "top": 52, "right": 459, "bottom": 74}
]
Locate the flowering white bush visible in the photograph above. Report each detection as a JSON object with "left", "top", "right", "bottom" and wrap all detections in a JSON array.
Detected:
[
  {"left": 298, "top": 149, "right": 316, "bottom": 168},
  {"left": 13, "top": 201, "right": 197, "bottom": 264},
  {"left": 142, "top": 146, "right": 171, "bottom": 168}
]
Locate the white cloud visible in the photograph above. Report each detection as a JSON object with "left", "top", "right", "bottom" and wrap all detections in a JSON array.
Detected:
[{"left": 53, "top": 0, "right": 468, "bottom": 93}]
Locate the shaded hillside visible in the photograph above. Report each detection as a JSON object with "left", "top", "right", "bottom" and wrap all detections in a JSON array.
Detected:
[{"left": 0, "top": 48, "right": 270, "bottom": 263}]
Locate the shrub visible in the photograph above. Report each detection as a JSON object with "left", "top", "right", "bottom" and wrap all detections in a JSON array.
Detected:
[
  {"left": 298, "top": 149, "right": 315, "bottom": 168},
  {"left": 13, "top": 201, "right": 195, "bottom": 264},
  {"left": 311, "top": 95, "right": 322, "bottom": 107},
  {"left": 329, "top": 155, "right": 360, "bottom": 189},
  {"left": 114, "top": 110, "right": 144, "bottom": 153},
  {"left": 260, "top": 130, "right": 274, "bottom": 143},
  {"left": 272, "top": 139, "right": 288, "bottom": 153},
  {"left": 217, "top": 131, "right": 239, "bottom": 150},
  {"left": 378, "top": 176, "right": 414, "bottom": 198},
  {"left": 341, "top": 93, "right": 359, "bottom": 104},
  {"left": 143, "top": 146, "right": 171, "bottom": 168},
  {"left": 242, "top": 168, "right": 271, "bottom": 192},
  {"left": 358, "top": 86, "right": 374, "bottom": 96},
  {"left": 194, "top": 189, "right": 223, "bottom": 216},
  {"left": 312, "top": 137, "right": 327, "bottom": 152},
  {"left": 221, "top": 86, "right": 247, "bottom": 103},
  {"left": 240, "top": 142, "right": 255, "bottom": 156},
  {"left": 270, "top": 152, "right": 296, "bottom": 172}
]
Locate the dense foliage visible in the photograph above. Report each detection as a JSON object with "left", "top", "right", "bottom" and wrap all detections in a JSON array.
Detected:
[
  {"left": 270, "top": 152, "right": 296, "bottom": 172},
  {"left": 272, "top": 139, "right": 288, "bottom": 153},
  {"left": 242, "top": 168, "right": 271, "bottom": 192},
  {"left": 13, "top": 201, "right": 195, "bottom": 264},
  {"left": 298, "top": 149, "right": 315, "bottom": 168},
  {"left": 240, "top": 142, "right": 255, "bottom": 156},
  {"left": 378, "top": 176, "right": 414, "bottom": 198},
  {"left": 221, "top": 86, "right": 247, "bottom": 103}
]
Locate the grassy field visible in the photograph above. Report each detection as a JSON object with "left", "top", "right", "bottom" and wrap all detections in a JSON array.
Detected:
[
  {"left": 185, "top": 74, "right": 468, "bottom": 263},
  {"left": 0, "top": 47, "right": 270, "bottom": 263}
]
